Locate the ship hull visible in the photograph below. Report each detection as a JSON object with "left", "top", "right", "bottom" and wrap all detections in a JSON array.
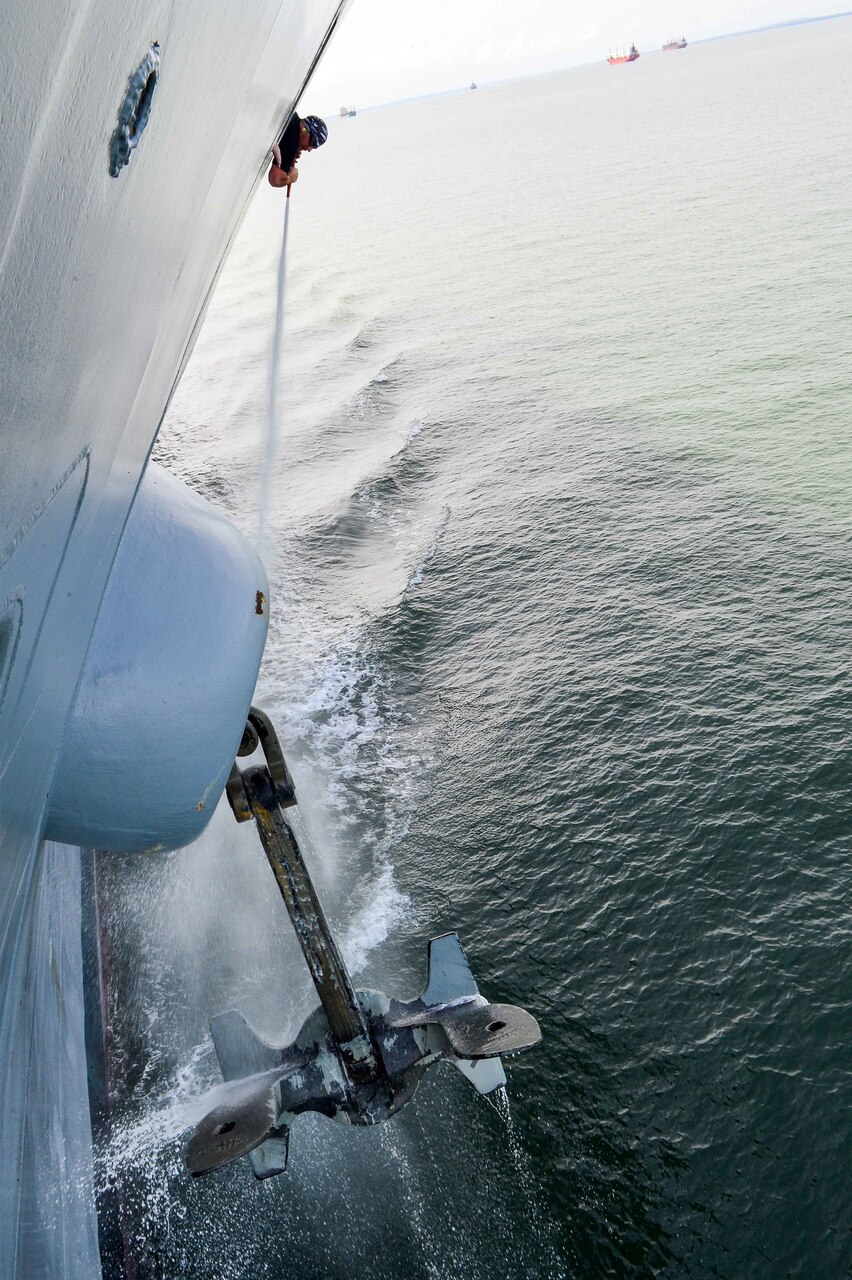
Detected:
[{"left": 0, "top": 1, "right": 345, "bottom": 1274}]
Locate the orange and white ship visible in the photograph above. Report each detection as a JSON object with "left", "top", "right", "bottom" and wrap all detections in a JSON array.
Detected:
[{"left": 608, "top": 43, "right": 640, "bottom": 64}]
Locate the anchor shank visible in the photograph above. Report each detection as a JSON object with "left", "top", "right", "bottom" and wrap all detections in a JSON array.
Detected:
[{"left": 242, "top": 767, "right": 379, "bottom": 1082}]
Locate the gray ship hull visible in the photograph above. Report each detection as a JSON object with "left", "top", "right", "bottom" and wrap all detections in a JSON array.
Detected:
[{"left": 0, "top": 2, "right": 346, "bottom": 1274}]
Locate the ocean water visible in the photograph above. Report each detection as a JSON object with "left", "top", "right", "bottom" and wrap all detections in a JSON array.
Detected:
[{"left": 99, "top": 18, "right": 852, "bottom": 1279}]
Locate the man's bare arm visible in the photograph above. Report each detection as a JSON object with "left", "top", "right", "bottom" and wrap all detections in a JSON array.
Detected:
[{"left": 268, "top": 161, "right": 299, "bottom": 189}]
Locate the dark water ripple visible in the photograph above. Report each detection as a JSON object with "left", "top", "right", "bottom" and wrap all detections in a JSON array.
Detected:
[{"left": 376, "top": 409, "right": 852, "bottom": 1275}]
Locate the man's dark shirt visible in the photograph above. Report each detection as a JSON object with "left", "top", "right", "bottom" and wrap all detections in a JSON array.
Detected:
[{"left": 276, "top": 115, "right": 301, "bottom": 171}]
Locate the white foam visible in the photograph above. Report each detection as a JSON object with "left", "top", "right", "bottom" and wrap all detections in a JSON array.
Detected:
[
  {"left": 96, "top": 1040, "right": 220, "bottom": 1198},
  {"left": 341, "top": 862, "right": 412, "bottom": 975}
]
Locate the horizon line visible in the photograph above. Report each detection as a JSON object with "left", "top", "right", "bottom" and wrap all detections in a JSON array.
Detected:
[{"left": 317, "top": 8, "right": 852, "bottom": 115}]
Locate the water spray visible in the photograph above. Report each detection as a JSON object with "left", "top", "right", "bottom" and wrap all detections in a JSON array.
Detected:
[
  {"left": 257, "top": 183, "right": 291, "bottom": 562},
  {"left": 185, "top": 707, "right": 541, "bottom": 1179}
]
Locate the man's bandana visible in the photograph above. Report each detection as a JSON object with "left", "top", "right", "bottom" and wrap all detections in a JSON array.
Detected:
[{"left": 303, "top": 115, "right": 328, "bottom": 149}]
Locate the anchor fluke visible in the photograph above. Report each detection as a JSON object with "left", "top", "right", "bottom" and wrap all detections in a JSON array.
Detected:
[
  {"left": 386, "top": 933, "right": 542, "bottom": 1059},
  {"left": 388, "top": 999, "right": 541, "bottom": 1059},
  {"left": 185, "top": 708, "right": 542, "bottom": 1179},
  {"left": 186, "top": 1069, "right": 286, "bottom": 1176}
]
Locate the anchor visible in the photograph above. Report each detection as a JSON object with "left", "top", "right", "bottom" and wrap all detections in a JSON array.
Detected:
[{"left": 186, "top": 707, "right": 541, "bottom": 1179}]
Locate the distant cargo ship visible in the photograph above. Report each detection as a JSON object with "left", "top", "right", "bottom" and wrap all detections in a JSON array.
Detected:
[
  {"left": 663, "top": 36, "right": 688, "bottom": 50},
  {"left": 608, "top": 44, "right": 640, "bottom": 64},
  {"left": 339, "top": 104, "right": 357, "bottom": 116},
  {"left": 470, "top": 80, "right": 477, "bottom": 89}
]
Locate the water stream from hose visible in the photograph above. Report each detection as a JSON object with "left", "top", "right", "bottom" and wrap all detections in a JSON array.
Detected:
[{"left": 257, "top": 189, "right": 291, "bottom": 562}]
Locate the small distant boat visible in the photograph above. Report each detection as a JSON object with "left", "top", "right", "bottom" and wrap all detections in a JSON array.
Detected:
[
  {"left": 663, "top": 36, "right": 688, "bottom": 50},
  {"left": 339, "top": 104, "right": 357, "bottom": 117},
  {"left": 608, "top": 44, "right": 639, "bottom": 64},
  {"left": 470, "top": 81, "right": 477, "bottom": 89}
]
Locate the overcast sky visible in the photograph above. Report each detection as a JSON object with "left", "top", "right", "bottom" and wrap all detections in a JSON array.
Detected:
[{"left": 309, "top": 1, "right": 850, "bottom": 108}]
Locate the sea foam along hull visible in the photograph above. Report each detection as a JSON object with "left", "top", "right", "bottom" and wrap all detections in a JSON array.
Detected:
[{"left": 0, "top": 2, "right": 346, "bottom": 1274}]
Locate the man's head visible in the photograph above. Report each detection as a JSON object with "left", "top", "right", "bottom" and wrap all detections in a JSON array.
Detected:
[{"left": 299, "top": 115, "right": 328, "bottom": 152}]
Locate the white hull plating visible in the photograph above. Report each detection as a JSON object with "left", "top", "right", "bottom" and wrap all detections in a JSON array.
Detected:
[{"left": 0, "top": 1, "right": 346, "bottom": 1274}]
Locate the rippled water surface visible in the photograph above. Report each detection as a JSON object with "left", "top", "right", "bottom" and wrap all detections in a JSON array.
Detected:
[{"left": 100, "top": 19, "right": 852, "bottom": 1279}]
